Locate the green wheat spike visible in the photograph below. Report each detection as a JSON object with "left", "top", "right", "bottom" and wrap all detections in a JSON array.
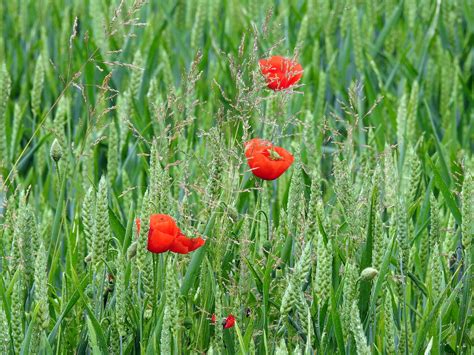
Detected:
[
  {"left": 31, "top": 54, "right": 45, "bottom": 118},
  {"left": 108, "top": 319, "right": 120, "bottom": 354},
  {"left": 214, "top": 284, "right": 224, "bottom": 353},
  {"left": 312, "top": 38, "right": 320, "bottom": 72},
  {"left": 429, "top": 194, "right": 440, "bottom": 253},
  {"left": 275, "top": 338, "right": 288, "bottom": 355},
  {"left": 372, "top": 210, "right": 384, "bottom": 272},
  {"left": 280, "top": 242, "right": 312, "bottom": 317},
  {"left": 205, "top": 129, "right": 224, "bottom": 212},
  {"left": 34, "top": 242, "right": 50, "bottom": 332},
  {"left": 396, "top": 198, "right": 410, "bottom": 273},
  {"left": 130, "top": 51, "right": 144, "bottom": 99},
  {"left": 161, "top": 48, "right": 174, "bottom": 89},
  {"left": 383, "top": 288, "right": 396, "bottom": 354},
  {"left": 121, "top": 171, "right": 133, "bottom": 214},
  {"left": 0, "top": 306, "right": 9, "bottom": 353},
  {"left": 147, "top": 78, "right": 161, "bottom": 136},
  {"left": 287, "top": 156, "right": 304, "bottom": 238},
  {"left": 107, "top": 121, "right": 119, "bottom": 186},
  {"left": 307, "top": 169, "right": 323, "bottom": 243},
  {"left": 340, "top": 0, "right": 351, "bottom": 37},
  {"left": 315, "top": 235, "right": 332, "bottom": 307},
  {"left": 208, "top": 0, "right": 221, "bottom": 39},
  {"left": 296, "top": 15, "right": 309, "bottom": 52},
  {"left": 421, "top": 0, "right": 432, "bottom": 22},
  {"left": 89, "top": 0, "right": 109, "bottom": 55},
  {"left": 117, "top": 89, "right": 132, "bottom": 151},
  {"left": 461, "top": 167, "right": 473, "bottom": 253},
  {"left": 419, "top": 227, "right": 430, "bottom": 278},
  {"left": 14, "top": 201, "right": 35, "bottom": 283},
  {"left": 406, "top": 81, "right": 419, "bottom": 144},
  {"left": 351, "top": 301, "right": 371, "bottom": 355},
  {"left": 115, "top": 253, "right": 127, "bottom": 338},
  {"left": 404, "top": 0, "right": 416, "bottom": 31},
  {"left": 439, "top": 49, "right": 453, "bottom": 129},
  {"left": 363, "top": 0, "right": 375, "bottom": 38},
  {"left": 396, "top": 93, "right": 408, "bottom": 156},
  {"left": 406, "top": 147, "right": 422, "bottom": 207},
  {"left": 161, "top": 304, "right": 171, "bottom": 353},
  {"left": 190, "top": 0, "right": 206, "bottom": 55},
  {"left": 11, "top": 277, "right": 24, "bottom": 354},
  {"left": 135, "top": 191, "right": 154, "bottom": 317},
  {"left": 149, "top": 138, "right": 162, "bottom": 208},
  {"left": 0, "top": 62, "right": 11, "bottom": 164},
  {"left": 59, "top": 6, "right": 71, "bottom": 52},
  {"left": 53, "top": 96, "right": 69, "bottom": 152},
  {"left": 314, "top": 70, "right": 326, "bottom": 122},
  {"left": 342, "top": 260, "right": 357, "bottom": 338},
  {"left": 82, "top": 186, "right": 96, "bottom": 261},
  {"left": 18, "top": 0, "right": 28, "bottom": 45},
  {"left": 2, "top": 195, "right": 15, "bottom": 267},
  {"left": 428, "top": 242, "right": 443, "bottom": 303},
  {"left": 350, "top": 2, "right": 364, "bottom": 74},
  {"left": 9, "top": 103, "right": 21, "bottom": 161},
  {"left": 92, "top": 176, "right": 110, "bottom": 271},
  {"left": 384, "top": 0, "right": 397, "bottom": 54}
]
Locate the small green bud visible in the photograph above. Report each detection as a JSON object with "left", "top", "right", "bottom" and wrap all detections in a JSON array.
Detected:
[
  {"left": 184, "top": 317, "right": 193, "bottom": 329},
  {"left": 226, "top": 207, "right": 238, "bottom": 223},
  {"left": 360, "top": 267, "right": 379, "bottom": 281},
  {"left": 50, "top": 138, "right": 63, "bottom": 162},
  {"left": 262, "top": 241, "right": 272, "bottom": 256},
  {"left": 144, "top": 308, "right": 152, "bottom": 319},
  {"left": 85, "top": 284, "right": 94, "bottom": 298},
  {"left": 127, "top": 240, "right": 138, "bottom": 259}
]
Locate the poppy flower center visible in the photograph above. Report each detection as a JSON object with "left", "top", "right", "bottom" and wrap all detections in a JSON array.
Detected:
[{"left": 268, "top": 148, "right": 283, "bottom": 161}]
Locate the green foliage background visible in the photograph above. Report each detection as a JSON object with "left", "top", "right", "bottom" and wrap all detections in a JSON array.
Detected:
[{"left": 0, "top": 0, "right": 473, "bottom": 354}]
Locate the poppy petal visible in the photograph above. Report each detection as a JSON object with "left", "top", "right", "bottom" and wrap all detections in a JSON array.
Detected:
[
  {"left": 169, "top": 234, "right": 205, "bottom": 254},
  {"left": 259, "top": 56, "right": 303, "bottom": 91},
  {"left": 244, "top": 138, "right": 271, "bottom": 158},
  {"left": 137, "top": 214, "right": 181, "bottom": 254},
  {"left": 147, "top": 230, "right": 176, "bottom": 253}
]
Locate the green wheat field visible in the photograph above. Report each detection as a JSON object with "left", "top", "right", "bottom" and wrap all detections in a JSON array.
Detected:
[{"left": 0, "top": 0, "right": 473, "bottom": 354}]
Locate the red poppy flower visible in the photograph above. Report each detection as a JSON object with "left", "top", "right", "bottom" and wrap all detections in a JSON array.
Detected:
[
  {"left": 169, "top": 233, "right": 206, "bottom": 254},
  {"left": 223, "top": 314, "right": 235, "bottom": 329},
  {"left": 135, "top": 214, "right": 205, "bottom": 254},
  {"left": 244, "top": 138, "right": 294, "bottom": 180},
  {"left": 211, "top": 314, "right": 216, "bottom": 324},
  {"left": 259, "top": 56, "right": 303, "bottom": 91}
]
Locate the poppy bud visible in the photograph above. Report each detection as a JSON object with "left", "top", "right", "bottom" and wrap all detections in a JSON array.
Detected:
[
  {"left": 227, "top": 207, "right": 238, "bottom": 223},
  {"left": 360, "top": 267, "right": 379, "bottom": 281},
  {"left": 184, "top": 317, "right": 193, "bottom": 329},
  {"left": 85, "top": 284, "right": 94, "bottom": 298},
  {"left": 223, "top": 314, "right": 235, "bottom": 329},
  {"left": 50, "top": 138, "right": 63, "bottom": 162},
  {"left": 127, "top": 241, "right": 138, "bottom": 259},
  {"left": 84, "top": 253, "right": 92, "bottom": 263},
  {"left": 262, "top": 241, "right": 272, "bottom": 256}
]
